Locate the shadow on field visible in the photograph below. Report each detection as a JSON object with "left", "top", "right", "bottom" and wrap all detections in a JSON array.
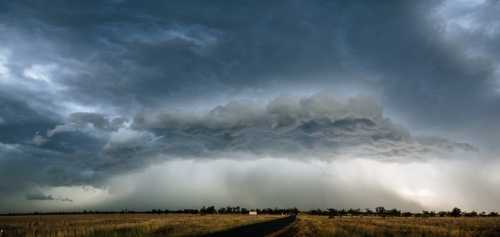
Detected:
[{"left": 199, "top": 215, "right": 296, "bottom": 237}]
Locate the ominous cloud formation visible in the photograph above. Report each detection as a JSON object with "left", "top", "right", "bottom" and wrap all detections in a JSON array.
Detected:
[
  {"left": 128, "top": 93, "right": 476, "bottom": 162},
  {"left": 13, "top": 92, "right": 475, "bottom": 198},
  {"left": 0, "top": 0, "right": 499, "bottom": 213},
  {"left": 25, "top": 192, "right": 73, "bottom": 202}
]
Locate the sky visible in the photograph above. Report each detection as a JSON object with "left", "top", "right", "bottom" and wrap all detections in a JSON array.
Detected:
[{"left": 0, "top": 0, "right": 500, "bottom": 214}]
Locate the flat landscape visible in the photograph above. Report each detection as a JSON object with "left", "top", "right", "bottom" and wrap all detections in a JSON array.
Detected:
[
  {"left": 288, "top": 215, "right": 500, "bottom": 237},
  {"left": 2, "top": 1, "right": 500, "bottom": 237},
  {"left": 2, "top": 214, "right": 500, "bottom": 237},
  {"left": 0, "top": 214, "right": 282, "bottom": 237}
]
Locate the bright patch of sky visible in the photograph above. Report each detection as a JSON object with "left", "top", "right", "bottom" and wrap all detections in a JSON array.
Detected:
[
  {"left": 0, "top": 53, "right": 10, "bottom": 81},
  {"left": 23, "top": 64, "right": 56, "bottom": 83}
]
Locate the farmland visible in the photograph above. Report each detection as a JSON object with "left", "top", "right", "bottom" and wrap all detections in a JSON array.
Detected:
[
  {"left": 0, "top": 214, "right": 281, "bottom": 237},
  {"left": 2, "top": 213, "right": 500, "bottom": 237},
  {"left": 290, "top": 215, "right": 500, "bottom": 237}
]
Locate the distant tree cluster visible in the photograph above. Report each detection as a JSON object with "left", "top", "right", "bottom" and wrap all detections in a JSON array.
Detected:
[
  {"left": 210, "top": 206, "right": 299, "bottom": 215},
  {"left": 310, "top": 207, "right": 402, "bottom": 219},
  {"left": 307, "top": 206, "right": 499, "bottom": 219},
  {"left": 1, "top": 206, "right": 302, "bottom": 216}
]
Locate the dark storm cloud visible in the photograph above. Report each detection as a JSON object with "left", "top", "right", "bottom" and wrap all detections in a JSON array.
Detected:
[
  {"left": 0, "top": 0, "right": 499, "bottom": 211},
  {"left": 0, "top": 144, "right": 45, "bottom": 193},
  {"left": 0, "top": 0, "right": 353, "bottom": 109},
  {"left": 1, "top": 0, "right": 498, "bottom": 129},
  {"left": 0, "top": 134, "right": 107, "bottom": 193},
  {"left": 25, "top": 192, "right": 53, "bottom": 200},
  {"left": 25, "top": 192, "right": 72, "bottom": 202},
  {"left": 17, "top": 92, "right": 475, "bottom": 192},
  {"left": 0, "top": 92, "right": 59, "bottom": 145},
  {"left": 336, "top": 0, "right": 500, "bottom": 144},
  {"left": 126, "top": 92, "right": 476, "bottom": 162}
]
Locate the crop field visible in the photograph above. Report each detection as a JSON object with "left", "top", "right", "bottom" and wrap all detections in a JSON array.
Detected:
[
  {"left": 0, "top": 214, "right": 281, "bottom": 237},
  {"left": 291, "top": 215, "right": 500, "bottom": 237}
]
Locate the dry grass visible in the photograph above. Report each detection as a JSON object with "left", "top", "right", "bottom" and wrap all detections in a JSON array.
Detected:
[
  {"left": 0, "top": 214, "right": 282, "bottom": 237},
  {"left": 4, "top": 214, "right": 499, "bottom": 237},
  {"left": 293, "top": 215, "right": 500, "bottom": 237}
]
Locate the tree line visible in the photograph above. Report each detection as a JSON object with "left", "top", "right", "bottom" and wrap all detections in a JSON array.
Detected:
[
  {"left": 0, "top": 206, "right": 300, "bottom": 216},
  {"left": 308, "top": 206, "right": 499, "bottom": 218},
  {"left": 2, "top": 206, "right": 498, "bottom": 218},
  {"left": 152, "top": 206, "right": 300, "bottom": 215}
]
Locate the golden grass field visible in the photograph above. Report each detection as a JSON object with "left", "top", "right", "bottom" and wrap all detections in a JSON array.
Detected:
[
  {"left": 0, "top": 214, "right": 281, "bottom": 237},
  {"left": 2, "top": 214, "right": 500, "bottom": 237},
  {"left": 291, "top": 215, "right": 500, "bottom": 237}
]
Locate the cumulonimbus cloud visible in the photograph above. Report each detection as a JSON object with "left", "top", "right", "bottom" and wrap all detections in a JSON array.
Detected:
[{"left": 32, "top": 92, "right": 478, "bottom": 190}]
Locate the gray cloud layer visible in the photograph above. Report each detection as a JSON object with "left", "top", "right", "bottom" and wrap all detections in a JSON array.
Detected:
[
  {"left": 129, "top": 92, "right": 477, "bottom": 162},
  {"left": 47, "top": 112, "right": 128, "bottom": 137},
  {"left": 2, "top": 92, "right": 478, "bottom": 195}
]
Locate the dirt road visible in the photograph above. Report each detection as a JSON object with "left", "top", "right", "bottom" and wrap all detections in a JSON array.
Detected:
[{"left": 199, "top": 215, "right": 296, "bottom": 237}]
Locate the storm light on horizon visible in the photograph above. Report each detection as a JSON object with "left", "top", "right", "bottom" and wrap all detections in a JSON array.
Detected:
[{"left": 1, "top": 0, "right": 500, "bottom": 214}]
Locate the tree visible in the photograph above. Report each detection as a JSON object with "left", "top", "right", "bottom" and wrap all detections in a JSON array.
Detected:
[
  {"left": 402, "top": 212, "right": 412, "bottom": 218},
  {"left": 451, "top": 207, "right": 461, "bottom": 218},
  {"left": 264, "top": 208, "right": 271, "bottom": 214},
  {"left": 339, "top": 209, "right": 347, "bottom": 218},
  {"left": 292, "top": 207, "right": 300, "bottom": 215},
  {"left": 365, "top": 208, "right": 374, "bottom": 216},
  {"left": 218, "top": 207, "right": 226, "bottom": 214},
  {"left": 154, "top": 208, "right": 162, "bottom": 214},
  {"left": 348, "top": 208, "right": 361, "bottom": 216},
  {"left": 241, "top": 208, "right": 248, "bottom": 214},
  {"left": 438, "top": 211, "right": 447, "bottom": 217},
  {"left": 375, "top": 206, "right": 386, "bottom": 218},
  {"left": 327, "top": 208, "right": 338, "bottom": 218},
  {"left": 387, "top": 208, "right": 401, "bottom": 217},
  {"left": 310, "top": 209, "right": 326, "bottom": 215},
  {"left": 206, "top": 206, "right": 216, "bottom": 214}
]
